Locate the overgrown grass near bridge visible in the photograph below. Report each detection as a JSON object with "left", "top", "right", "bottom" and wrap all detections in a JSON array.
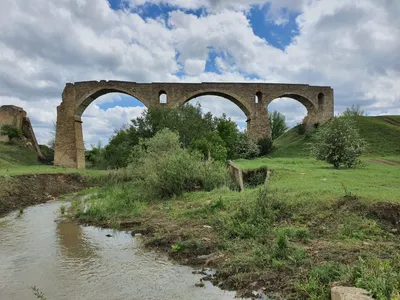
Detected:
[{"left": 71, "top": 157, "right": 400, "bottom": 299}]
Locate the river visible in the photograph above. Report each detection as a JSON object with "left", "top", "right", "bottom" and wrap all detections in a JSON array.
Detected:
[{"left": 0, "top": 201, "right": 240, "bottom": 300}]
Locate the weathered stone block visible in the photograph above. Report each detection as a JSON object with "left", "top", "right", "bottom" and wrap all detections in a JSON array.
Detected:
[{"left": 331, "top": 286, "right": 373, "bottom": 300}]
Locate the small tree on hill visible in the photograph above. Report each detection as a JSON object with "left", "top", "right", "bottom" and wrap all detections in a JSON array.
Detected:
[
  {"left": 342, "top": 104, "right": 365, "bottom": 117},
  {"left": 311, "top": 117, "right": 366, "bottom": 169},
  {"left": 269, "top": 111, "right": 288, "bottom": 140},
  {"left": 0, "top": 124, "right": 23, "bottom": 140}
]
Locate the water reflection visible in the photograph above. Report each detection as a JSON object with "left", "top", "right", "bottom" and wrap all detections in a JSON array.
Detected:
[
  {"left": 0, "top": 202, "right": 241, "bottom": 300},
  {"left": 56, "top": 221, "right": 99, "bottom": 260}
]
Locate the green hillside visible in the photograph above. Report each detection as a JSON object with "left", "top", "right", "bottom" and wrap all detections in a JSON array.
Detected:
[
  {"left": 0, "top": 142, "right": 41, "bottom": 168},
  {"left": 271, "top": 116, "right": 400, "bottom": 158}
]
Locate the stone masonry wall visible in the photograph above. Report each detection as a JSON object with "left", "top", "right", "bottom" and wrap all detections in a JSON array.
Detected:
[
  {"left": 0, "top": 105, "right": 44, "bottom": 159},
  {"left": 54, "top": 81, "right": 334, "bottom": 169}
]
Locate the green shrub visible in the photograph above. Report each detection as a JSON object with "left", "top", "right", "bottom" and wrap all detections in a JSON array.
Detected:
[
  {"left": 0, "top": 124, "right": 23, "bottom": 140},
  {"left": 128, "top": 129, "right": 230, "bottom": 200},
  {"left": 231, "top": 132, "right": 260, "bottom": 159},
  {"left": 295, "top": 122, "right": 306, "bottom": 135},
  {"left": 222, "top": 185, "right": 290, "bottom": 239},
  {"left": 311, "top": 117, "right": 366, "bottom": 169},
  {"left": 348, "top": 257, "right": 400, "bottom": 300},
  {"left": 257, "top": 137, "right": 274, "bottom": 156},
  {"left": 342, "top": 104, "right": 365, "bottom": 117}
]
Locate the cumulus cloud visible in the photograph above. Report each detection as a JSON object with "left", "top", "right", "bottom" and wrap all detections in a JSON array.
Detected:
[{"left": 0, "top": 0, "right": 399, "bottom": 147}]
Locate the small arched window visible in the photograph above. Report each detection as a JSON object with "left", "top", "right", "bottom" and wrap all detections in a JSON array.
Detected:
[
  {"left": 255, "top": 91, "right": 262, "bottom": 104},
  {"left": 318, "top": 93, "right": 325, "bottom": 107},
  {"left": 159, "top": 90, "right": 167, "bottom": 104}
]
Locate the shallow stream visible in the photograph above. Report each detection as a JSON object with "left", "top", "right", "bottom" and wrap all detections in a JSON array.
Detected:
[{"left": 0, "top": 201, "right": 239, "bottom": 300}]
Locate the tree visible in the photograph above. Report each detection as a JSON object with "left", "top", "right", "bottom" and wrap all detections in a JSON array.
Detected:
[
  {"left": 342, "top": 104, "right": 365, "bottom": 117},
  {"left": 311, "top": 117, "right": 366, "bottom": 169},
  {"left": 192, "top": 132, "right": 227, "bottom": 161},
  {"left": 269, "top": 111, "right": 288, "bottom": 140},
  {"left": 0, "top": 124, "right": 23, "bottom": 140}
]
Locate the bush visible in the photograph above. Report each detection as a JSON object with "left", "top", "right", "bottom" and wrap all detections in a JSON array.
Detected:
[
  {"left": 128, "top": 129, "right": 230, "bottom": 200},
  {"left": 342, "top": 104, "right": 365, "bottom": 117},
  {"left": 257, "top": 137, "right": 274, "bottom": 156},
  {"left": 0, "top": 124, "right": 23, "bottom": 140},
  {"left": 295, "top": 122, "right": 306, "bottom": 135},
  {"left": 311, "top": 117, "right": 366, "bottom": 169},
  {"left": 231, "top": 133, "right": 260, "bottom": 159}
]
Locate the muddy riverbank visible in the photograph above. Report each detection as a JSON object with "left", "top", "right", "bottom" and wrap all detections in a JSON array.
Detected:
[{"left": 0, "top": 173, "right": 90, "bottom": 217}]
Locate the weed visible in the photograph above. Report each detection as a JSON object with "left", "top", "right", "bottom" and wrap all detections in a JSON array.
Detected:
[
  {"left": 209, "top": 196, "right": 225, "bottom": 211},
  {"left": 347, "top": 257, "right": 400, "bottom": 300},
  {"left": 60, "top": 205, "right": 66, "bottom": 215},
  {"left": 17, "top": 207, "right": 23, "bottom": 217},
  {"left": 171, "top": 242, "right": 184, "bottom": 252},
  {"left": 297, "top": 263, "right": 345, "bottom": 300},
  {"left": 110, "top": 218, "right": 121, "bottom": 230},
  {"left": 31, "top": 286, "right": 47, "bottom": 300},
  {"left": 337, "top": 216, "right": 384, "bottom": 240}
]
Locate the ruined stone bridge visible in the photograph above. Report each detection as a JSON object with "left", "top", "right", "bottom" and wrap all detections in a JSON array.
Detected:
[{"left": 54, "top": 81, "right": 334, "bottom": 169}]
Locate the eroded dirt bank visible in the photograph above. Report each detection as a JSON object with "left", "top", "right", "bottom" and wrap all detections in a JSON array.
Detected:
[{"left": 0, "top": 173, "right": 89, "bottom": 217}]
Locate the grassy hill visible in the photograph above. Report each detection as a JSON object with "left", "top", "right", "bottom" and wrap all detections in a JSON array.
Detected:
[
  {"left": 270, "top": 116, "right": 400, "bottom": 158},
  {"left": 0, "top": 142, "right": 41, "bottom": 169}
]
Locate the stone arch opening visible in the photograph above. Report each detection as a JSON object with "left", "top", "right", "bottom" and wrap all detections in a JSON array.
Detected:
[
  {"left": 80, "top": 92, "right": 146, "bottom": 149},
  {"left": 159, "top": 90, "right": 167, "bottom": 104},
  {"left": 255, "top": 91, "right": 262, "bottom": 104},
  {"left": 183, "top": 91, "right": 251, "bottom": 118},
  {"left": 75, "top": 87, "right": 147, "bottom": 118},
  {"left": 318, "top": 93, "right": 325, "bottom": 108},
  {"left": 267, "top": 93, "right": 316, "bottom": 138},
  {"left": 184, "top": 94, "right": 249, "bottom": 132}
]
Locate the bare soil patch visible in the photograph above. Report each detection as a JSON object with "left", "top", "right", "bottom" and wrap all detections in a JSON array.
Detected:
[
  {"left": 367, "top": 158, "right": 400, "bottom": 166},
  {"left": 0, "top": 174, "right": 90, "bottom": 217}
]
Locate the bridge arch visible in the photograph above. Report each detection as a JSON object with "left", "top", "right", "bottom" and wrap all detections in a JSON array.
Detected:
[
  {"left": 74, "top": 86, "right": 149, "bottom": 118},
  {"left": 180, "top": 90, "right": 252, "bottom": 118},
  {"left": 55, "top": 81, "right": 334, "bottom": 169},
  {"left": 267, "top": 92, "right": 319, "bottom": 131}
]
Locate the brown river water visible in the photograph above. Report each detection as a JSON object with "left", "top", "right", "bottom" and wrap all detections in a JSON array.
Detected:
[{"left": 0, "top": 201, "right": 241, "bottom": 300}]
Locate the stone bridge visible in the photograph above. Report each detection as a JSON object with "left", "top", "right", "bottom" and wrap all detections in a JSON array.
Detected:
[{"left": 54, "top": 81, "right": 334, "bottom": 169}]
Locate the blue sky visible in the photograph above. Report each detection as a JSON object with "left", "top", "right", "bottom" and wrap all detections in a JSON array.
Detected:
[{"left": 98, "top": 0, "right": 303, "bottom": 135}]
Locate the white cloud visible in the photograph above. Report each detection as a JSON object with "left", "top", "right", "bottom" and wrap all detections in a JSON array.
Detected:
[
  {"left": 183, "top": 59, "right": 206, "bottom": 76},
  {"left": 0, "top": 0, "right": 399, "bottom": 147}
]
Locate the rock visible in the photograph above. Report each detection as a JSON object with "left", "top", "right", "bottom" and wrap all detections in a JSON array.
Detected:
[
  {"left": 331, "top": 286, "right": 373, "bottom": 300},
  {"left": 203, "top": 225, "right": 212, "bottom": 229},
  {"left": 105, "top": 234, "right": 112, "bottom": 237}
]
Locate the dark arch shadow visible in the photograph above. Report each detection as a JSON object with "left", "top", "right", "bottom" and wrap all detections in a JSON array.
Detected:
[{"left": 183, "top": 91, "right": 251, "bottom": 118}]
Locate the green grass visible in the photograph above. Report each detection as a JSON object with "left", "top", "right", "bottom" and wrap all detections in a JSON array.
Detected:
[
  {"left": 234, "top": 157, "right": 400, "bottom": 202},
  {"left": 0, "top": 141, "right": 106, "bottom": 177},
  {"left": 270, "top": 116, "right": 400, "bottom": 158},
  {"left": 71, "top": 155, "right": 400, "bottom": 298},
  {"left": 0, "top": 142, "right": 40, "bottom": 168}
]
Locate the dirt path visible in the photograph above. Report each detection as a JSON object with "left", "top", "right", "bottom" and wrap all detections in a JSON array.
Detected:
[
  {"left": 381, "top": 117, "right": 400, "bottom": 128},
  {"left": 368, "top": 158, "right": 400, "bottom": 166}
]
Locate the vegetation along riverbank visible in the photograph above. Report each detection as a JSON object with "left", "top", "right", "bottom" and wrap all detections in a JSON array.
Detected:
[{"left": 1, "top": 105, "right": 400, "bottom": 299}]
